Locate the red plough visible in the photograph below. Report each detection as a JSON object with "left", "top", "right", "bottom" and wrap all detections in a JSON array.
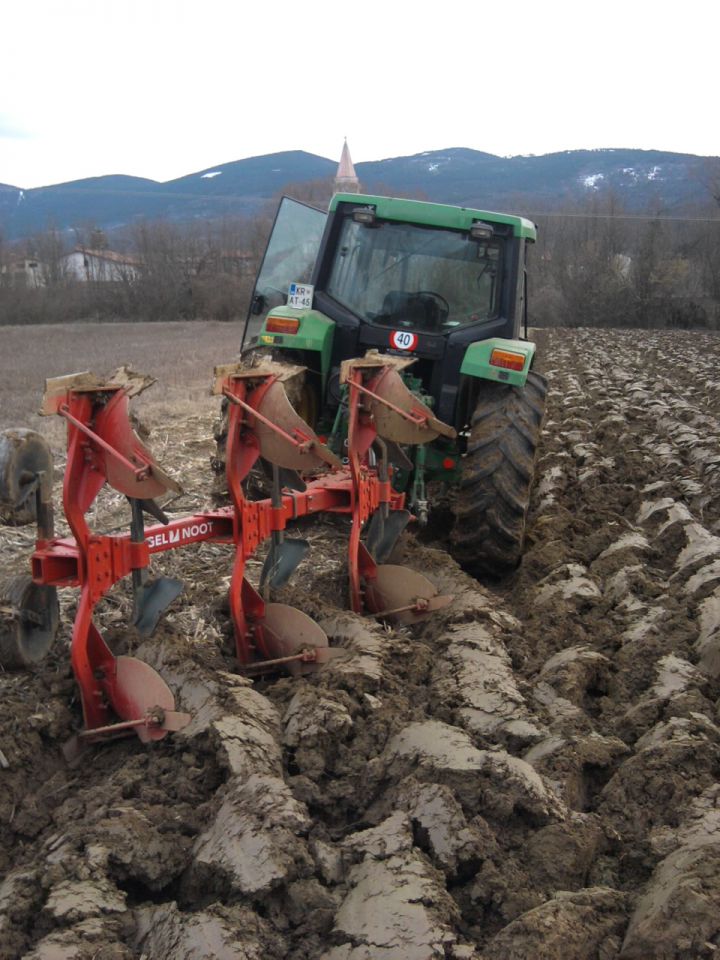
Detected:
[{"left": 3, "top": 356, "right": 454, "bottom": 746}]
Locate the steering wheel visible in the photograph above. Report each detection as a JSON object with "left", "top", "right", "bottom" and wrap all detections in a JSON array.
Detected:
[{"left": 417, "top": 290, "right": 450, "bottom": 323}]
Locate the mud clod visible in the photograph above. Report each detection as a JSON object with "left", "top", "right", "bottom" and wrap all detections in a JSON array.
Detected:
[
  {"left": 481, "top": 886, "right": 629, "bottom": 960},
  {"left": 322, "top": 850, "right": 463, "bottom": 960},
  {"left": 620, "top": 786, "right": 720, "bottom": 959},
  {"left": 189, "top": 772, "right": 312, "bottom": 897},
  {"left": 134, "top": 901, "right": 287, "bottom": 959}
]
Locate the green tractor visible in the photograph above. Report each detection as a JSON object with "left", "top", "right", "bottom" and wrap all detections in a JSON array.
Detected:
[{"left": 235, "top": 192, "right": 546, "bottom": 576}]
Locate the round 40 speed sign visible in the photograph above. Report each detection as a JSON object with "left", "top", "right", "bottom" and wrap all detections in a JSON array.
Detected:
[{"left": 390, "top": 330, "right": 418, "bottom": 351}]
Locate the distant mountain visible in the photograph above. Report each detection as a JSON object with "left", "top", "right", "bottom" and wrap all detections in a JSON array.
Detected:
[
  {"left": 360, "top": 147, "right": 709, "bottom": 212},
  {"left": 0, "top": 148, "right": 714, "bottom": 240},
  {"left": 165, "top": 151, "right": 337, "bottom": 197}
]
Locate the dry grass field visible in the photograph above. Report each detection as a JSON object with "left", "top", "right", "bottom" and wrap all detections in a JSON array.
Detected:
[
  {"left": 0, "top": 320, "right": 242, "bottom": 436},
  {"left": 1, "top": 322, "right": 720, "bottom": 959}
]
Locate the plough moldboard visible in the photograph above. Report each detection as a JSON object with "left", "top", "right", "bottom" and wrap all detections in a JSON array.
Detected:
[{"left": 0, "top": 355, "right": 455, "bottom": 748}]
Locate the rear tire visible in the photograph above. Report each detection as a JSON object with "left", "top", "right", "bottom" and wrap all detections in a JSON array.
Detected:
[{"left": 451, "top": 371, "right": 547, "bottom": 576}]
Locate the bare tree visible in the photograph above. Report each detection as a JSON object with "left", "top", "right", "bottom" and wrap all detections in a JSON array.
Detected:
[
  {"left": 694, "top": 158, "right": 720, "bottom": 209},
  {"left": 34, "top": 226, "right": 69, "bottom": 286}
]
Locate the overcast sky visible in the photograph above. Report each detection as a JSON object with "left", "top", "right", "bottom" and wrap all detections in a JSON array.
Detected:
[{"left": 1, "top": 0, "right": 717, "bottom": 189}]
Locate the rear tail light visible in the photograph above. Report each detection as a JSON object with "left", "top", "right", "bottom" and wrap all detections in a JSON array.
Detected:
[
  {"left": 266, "top": 316, "right": 300, "bottom": 335},
  {"left": 489, "top": 348, "right": 525, "bottom": 371}
]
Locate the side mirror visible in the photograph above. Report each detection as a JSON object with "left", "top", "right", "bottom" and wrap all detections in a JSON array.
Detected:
[{"left": 251, "top": 293, "right": 267, "bottom": 316}]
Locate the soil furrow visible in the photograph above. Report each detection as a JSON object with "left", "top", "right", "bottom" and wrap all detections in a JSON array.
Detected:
[{"left": 1, "top": 326, "right": 719, "bottom": 958}]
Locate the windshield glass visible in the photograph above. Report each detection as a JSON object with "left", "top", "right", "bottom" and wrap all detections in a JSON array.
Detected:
[
  {"left": 326, "top": 218, "right": 503, "bottom": 332},
  {"left": 242, "top": 197, "right": 327, "bottom": 347}
]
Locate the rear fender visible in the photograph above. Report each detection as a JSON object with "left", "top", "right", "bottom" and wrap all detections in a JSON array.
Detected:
[
  {"left": 460, "top": 337, "right": 536, "bottom": 388},
  {"left": 257, "top": 307, "right": 335, "bottom": 391}
]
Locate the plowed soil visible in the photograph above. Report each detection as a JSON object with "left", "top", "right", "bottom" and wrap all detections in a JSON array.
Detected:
[{"left": 1, "top": 324, "right": 720, "bottom": 959}]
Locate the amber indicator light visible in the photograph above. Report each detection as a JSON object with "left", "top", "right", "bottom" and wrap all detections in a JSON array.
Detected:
[
  {"left": 266, "top": 316, "right": 300, "bottom": 335},
  {"left": 490, "top": 349, "right": 525, "bottom": 371}
]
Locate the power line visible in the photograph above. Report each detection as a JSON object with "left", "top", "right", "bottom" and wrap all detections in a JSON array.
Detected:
[{"left": 524, "top": 211, "right": 720, "bottom": 224}]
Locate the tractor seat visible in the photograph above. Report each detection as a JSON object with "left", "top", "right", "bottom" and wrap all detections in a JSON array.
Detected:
[{"left": 380, "top": 290, "right": 441, "bottom": 329}]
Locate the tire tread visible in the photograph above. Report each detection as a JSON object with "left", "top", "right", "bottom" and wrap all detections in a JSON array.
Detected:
[{"left": 450, "top": 371, "right": 547, "bottom": 576}]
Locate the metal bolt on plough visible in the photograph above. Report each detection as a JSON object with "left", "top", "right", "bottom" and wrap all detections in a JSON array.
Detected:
[{"left": 0, "top": 355, "right": 454, "bottom": 749}]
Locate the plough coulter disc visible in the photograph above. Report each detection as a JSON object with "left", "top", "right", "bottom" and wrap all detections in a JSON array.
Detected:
[
  {"left": 0, "top": 575, "right": 59, "bottom": 668},
  {"left": 367, "top": 368, "right": 455, "bottom": 445},
  {"left": 260, "top": 603, "right": 336, "bottom": 676},
  {"left": 0, "top": 429, "right": 53, "bottom": 526},
  {"left": 253, "top": 381, "right": 341, "bottom": 471},
  {"left": 108, "top": 656, "right": 186, "bottom": 743},
  {"left": 365, "top": 565, "right": 453, "bottom": 625}
]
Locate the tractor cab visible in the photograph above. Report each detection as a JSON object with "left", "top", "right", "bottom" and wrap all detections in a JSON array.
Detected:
[
  {"left": 322, "top": 205, "right": 503, "bottom": 335},
  {"left": 241, "top": 192, "right": 545, "bottom": 573},
  {"left": 243, "top": 193, "right": 536, "bottom": 428}
]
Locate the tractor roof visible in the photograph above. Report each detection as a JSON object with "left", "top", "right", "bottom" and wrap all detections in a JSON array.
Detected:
[{"left": 330, "top": 193, "right": 537, "bottom": 241}]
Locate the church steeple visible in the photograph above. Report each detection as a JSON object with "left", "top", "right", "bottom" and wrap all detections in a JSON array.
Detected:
[{"left": 334, "top": 138, "right": 360, "bottom": 194}]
